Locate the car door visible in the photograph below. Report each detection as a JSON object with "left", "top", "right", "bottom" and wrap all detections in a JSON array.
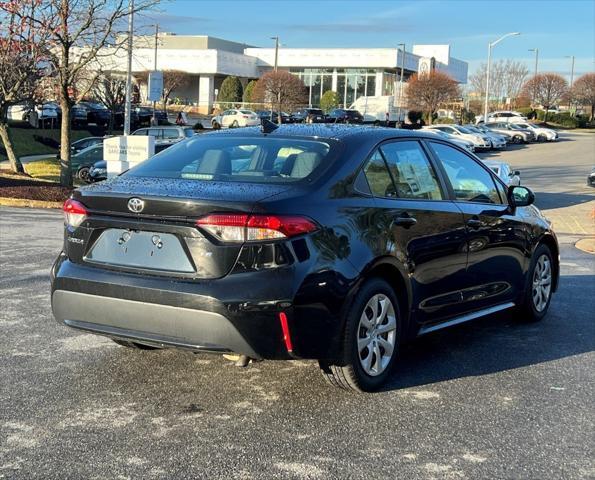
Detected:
[
  {"left": 426, "top": 140, "right": 529, "bottom": 311},
  {"left": 363, "top": 139, "right": 469, "bottom": 324},
  {"left": 221, "top": 111, "right": 234, "bottom": 127}
]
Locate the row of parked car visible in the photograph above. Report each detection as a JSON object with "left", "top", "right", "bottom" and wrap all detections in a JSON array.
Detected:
[
  {"left": 210, "top": 108, "right": 364, "bottom": 129},
  {"left": 7, "top": 102, "right": 168, "bottom": 129}
]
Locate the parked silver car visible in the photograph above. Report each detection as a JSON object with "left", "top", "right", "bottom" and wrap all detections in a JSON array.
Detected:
[
  {"left": 481, "top": 160, "right": 521, "bottom": 186},
  {"left": 484, "top": 122, "right": 535, "bottom": 144},
  {"left": 464, "top": 125, "right": 508, "bottom": 149}
]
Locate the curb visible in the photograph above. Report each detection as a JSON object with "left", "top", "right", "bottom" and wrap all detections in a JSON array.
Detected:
[
  {"left": 575, "top": 238, "right": 595, "bottom": 255},
  {"left": 0, "top": 197, "right": 62, "bottom": 209}
]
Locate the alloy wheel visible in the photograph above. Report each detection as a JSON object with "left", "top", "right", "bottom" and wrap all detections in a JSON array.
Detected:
[
  {"left": 532, "top": 254, "right": 552, "bottom": 312},
  {"left": 357, "top": 294, "right": 397, "bottom": 377}
]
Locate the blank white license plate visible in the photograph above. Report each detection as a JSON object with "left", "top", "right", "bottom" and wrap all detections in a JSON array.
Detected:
[{"left": 86, "top": 229, "right": 195, "bottom": 273}]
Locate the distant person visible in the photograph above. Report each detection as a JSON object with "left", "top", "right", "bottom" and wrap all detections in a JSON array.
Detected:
[
  {"left": 385, "top": 111, "right": 390, "bottom": 127},
  {"left": 528, "top": 109, "right": 537, "bottom": 120},
  {"left": 175, "top": 112, "right": 186, "bottom": 126}
]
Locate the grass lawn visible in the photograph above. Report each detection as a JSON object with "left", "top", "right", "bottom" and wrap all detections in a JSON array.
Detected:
[
  {"left": 0, "top": 124, "right": 122, "bottom": 161},
  {"left": 25, "top": 158, "right": 62, "bottom": 183}
]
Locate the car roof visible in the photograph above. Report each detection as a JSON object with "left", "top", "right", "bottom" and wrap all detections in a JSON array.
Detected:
[{"left": 202, "top": 124, "right": 445, "bottom": 143}]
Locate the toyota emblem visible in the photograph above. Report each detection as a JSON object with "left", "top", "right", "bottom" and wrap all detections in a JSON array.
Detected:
[{"left": 127, "top": 197, "right": 145, "bottom": 213}]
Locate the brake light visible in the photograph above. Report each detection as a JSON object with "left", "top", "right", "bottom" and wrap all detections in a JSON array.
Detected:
[
  {"left": 196, "top": 214, "right": 317, "bottom": 242},
  {"left": 243, "top": 115, "right": 250, "bottom": 118},
  {"left": 63, "top": 198, "right": 88, "bottom": 228}
]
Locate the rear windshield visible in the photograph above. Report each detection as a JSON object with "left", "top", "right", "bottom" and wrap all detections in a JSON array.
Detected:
[{"left": 126, "top": 136, "right": 333, "bottom": 184}]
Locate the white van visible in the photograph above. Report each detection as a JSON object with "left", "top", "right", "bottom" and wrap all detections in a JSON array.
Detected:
[{"left": 349, "top": 96, "right": 406, "bottom": 125}]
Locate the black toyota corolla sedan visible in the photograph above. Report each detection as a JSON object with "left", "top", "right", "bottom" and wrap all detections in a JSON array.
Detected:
[{"left": 51, "top": 124, "right": 559, "bottom": 392}]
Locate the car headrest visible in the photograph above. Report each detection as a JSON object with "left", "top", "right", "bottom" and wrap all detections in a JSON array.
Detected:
[
  {"left": 280, "top": 153, "right": 298, "bottom": 176},
  {"left": 291, "top": 152, "right": 321, "bottom": 178},
  {"left": 198, "top": 150, "right": 231, "bottom": 175}
]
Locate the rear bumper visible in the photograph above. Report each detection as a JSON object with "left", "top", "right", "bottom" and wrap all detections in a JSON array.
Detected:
[
  {"left": 52, "top": 290, "right": 260, "bottom": 357},
  {"left": 51, "top": 255, "right": 300, "bottom": 359}
]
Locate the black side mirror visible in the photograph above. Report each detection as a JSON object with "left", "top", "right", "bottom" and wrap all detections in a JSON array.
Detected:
[{"left": 508, "top": 185, "right": 534, "bottom": 207}]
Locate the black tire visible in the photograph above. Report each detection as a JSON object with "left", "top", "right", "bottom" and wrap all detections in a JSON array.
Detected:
[
  {"left": 513, "top": 135, "right": 523, "bottom": 144},
  {"left": 515, "top": 244, "right": 554, "bottom": 322},
  {"left": 538, "top": 134, "right": 547, "bottom": 142},
  {"left": 231, "top": 120, "right": 239, "bottom": 128},
  {"left": 77, "top": 166, "right": 91, "bottom": 183},
  {"left": 319, "top": 278, "right": 402, "bottom": 392},
  {"left": 112, "top": 339, "right": 159, "bottom": 350},
  {"left": 212, "top": 121, "right": 221, "bottom": 130}
]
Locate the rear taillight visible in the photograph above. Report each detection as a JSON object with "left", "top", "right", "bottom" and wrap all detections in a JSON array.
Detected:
[
  {"left": 63, "top": 198, "right": 88, "bottom": 228},
  {"left": 196, "top": 214, "right": 317, "bottom": 243}
]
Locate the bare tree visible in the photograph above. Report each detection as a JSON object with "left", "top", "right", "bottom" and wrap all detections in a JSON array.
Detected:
[
  {"left": 522, "top": 73, "right": 569, "bottom": 121},
  {"left": 252, "top": 71, "right": 307, "bottom": 119},
  {"left": 14, "top": 0, "right": 159, "bottom": 187},
  {"left": 0, "top": 0, "right": 48, "bottom": 173},
  {"left": 406, "top": 71, "right": 460, "bottom": 125},
  {"left": 92, "top": 71, "right": 126, "bottom": 133},
  {"left": 571, "top": 73, "right": 595, "bottom": 121},
  {"left": 469, "top": 60, "right": 529, "bottom": 109}
]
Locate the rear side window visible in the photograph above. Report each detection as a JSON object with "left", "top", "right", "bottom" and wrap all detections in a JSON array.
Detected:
[
  {"left": 162, "top": 128, "right": 180, "bottom": 140},
  {"left": 127, "top": 136, "right": 332, "bottom": 184},
  {"left": 379, "top": 141, "right": 443, "bottom": 200},
  {"left": 363, "top": 151, "right": 395, "bottom": 197}
]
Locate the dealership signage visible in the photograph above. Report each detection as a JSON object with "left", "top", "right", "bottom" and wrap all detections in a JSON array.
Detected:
[
  {"left": 104, "top": 136, "right": 155, "bottom": 178},
  {"left": 147, "top": 71, "right": 163, "bottom": 102}
]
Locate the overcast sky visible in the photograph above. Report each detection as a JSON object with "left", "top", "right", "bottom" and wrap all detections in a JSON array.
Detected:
[{"left": 138, "top": 0, "right": 595, "bottom": 80}]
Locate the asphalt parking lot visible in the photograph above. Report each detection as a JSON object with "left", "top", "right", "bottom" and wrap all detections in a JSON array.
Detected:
[{"left": 1, "top": 132, "right": 594, "bottom": 479}]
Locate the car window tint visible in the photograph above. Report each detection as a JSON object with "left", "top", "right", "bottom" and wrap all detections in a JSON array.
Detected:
[
  {"left": 363, "top": 150, "right": 396, "bottom": 198},
  {"left": 380, "top": 141, "right": 443, "bottom": 200},
  {"left": 429, "top": 142, "right": 501, "bottom": 204}
]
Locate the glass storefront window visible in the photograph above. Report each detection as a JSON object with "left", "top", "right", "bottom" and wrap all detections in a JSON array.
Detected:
[
  {"left": 311, "top": 74, "right": 321, "bottom": 106},
  {"left": 366, "top": 75, "right": 376, "bottom": 96},
  {"left": 322, "top": 75, "right": 332, "bottom": 96},
  {"left": 337, "top": 75, "right": 346, "bottom": 107}
]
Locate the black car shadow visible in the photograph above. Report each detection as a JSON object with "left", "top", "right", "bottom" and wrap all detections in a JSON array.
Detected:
[
  {"left": 382, "top": 273, "right": 595, "bottom": 392},
  {"left": 534, "top": 191, "right": 594, "bottom": 210}
]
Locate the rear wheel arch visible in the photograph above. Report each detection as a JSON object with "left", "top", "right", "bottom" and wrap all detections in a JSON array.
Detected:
[{"left": 361, "top": 260, "right": 413, "bottom": 335}]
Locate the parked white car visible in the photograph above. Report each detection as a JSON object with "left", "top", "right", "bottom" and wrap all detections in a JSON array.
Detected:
[
  {"left": 424, "top": 124, "right": 491, "bottom": 150},
  {"left": 482, "top": 160, "right": 521, "bottom": 186},
  {"left": 212, "top": 109, "right": 260, "bottom": 129},
  {"left": 7, "top": 102, "right": 58, "bottom": 125},
  {"left": 476, "top": 111, "right": 528, "bottom": 124},
  {"left": 513, "top": 122, "right": 558, "bottom": 142},
  {"left": 422, "top": 129, "right": 476, "bottom": 153},
  {"left": 464, "top": 124, "right": 508, "bottom": 149}
]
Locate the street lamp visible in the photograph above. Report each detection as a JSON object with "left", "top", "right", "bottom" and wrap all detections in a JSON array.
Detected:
[
  {"left": 397, "top": 43, "right": 405, "bottom": 124},
  {"left": 528, "top": 48, "right": 538, "bottom": 106},
  {"left": 483, "top": 32, "right": 520, "bottom": 123}
]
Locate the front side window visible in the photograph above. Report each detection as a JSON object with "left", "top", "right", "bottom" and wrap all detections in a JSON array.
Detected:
[
  {"left": 429, "top": 142, "right": 501, "bottom": 204},
  {"left": 162, "top": 128, "right": 180, "bottom": 140},
  {"left": 380, "top": 141, "right": 443, "bottom": 200}
]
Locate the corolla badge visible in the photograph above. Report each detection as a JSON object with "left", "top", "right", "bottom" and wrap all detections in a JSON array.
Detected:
[{"left": 127, "top": 197, "right": 145, "bottom": 213}]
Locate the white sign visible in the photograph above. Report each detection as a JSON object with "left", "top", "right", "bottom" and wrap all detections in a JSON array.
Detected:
[
  {"left": 147, "top": 70, "right": 163, "bottom": 102},
  {"left": 104, "top": 136, "right": 155, "bottom": 178},
  {"left": 417, "top": 57, "right": 435, "bottom": 78}
]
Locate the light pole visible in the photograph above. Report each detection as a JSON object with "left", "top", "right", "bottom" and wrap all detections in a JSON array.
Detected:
[
  {"left": 123, "top": 0, "right": 134, "bottom": 135},
  {"left": 565, "top": 55, "right": 575, "bottom": 110},
  {"left": 528, "top": 48, "right": 538, "bottom": 106},
  {"left": 483, "top": 32, "right": 520, "bottom": 123},
  {"left": 397, "top": 43, "right": 405, "bottom": 124},
  {"left": 270, "top": 36, "right": 280, "bottom": 122}
]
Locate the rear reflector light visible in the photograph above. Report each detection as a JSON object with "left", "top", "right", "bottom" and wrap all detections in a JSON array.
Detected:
[
  {"left": 63, "top": 199, "right": 88, "bottom": 228},
  {"left": 279, "top": 312, "right": 293, "bottom": 352},
  {"left": 196, "top": 213, "right": 317, "bottom": 243}
]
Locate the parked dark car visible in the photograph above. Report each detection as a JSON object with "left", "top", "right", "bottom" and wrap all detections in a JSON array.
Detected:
[
  {"left": 326, "top": 108, "right": 364, "bottom": 124},
  {"left": 71, "top": 144, "right": 105, "bottom": 182},
  {"left": 70, "top": 104, "right": 89, "bottom": 128},
  {"left": 291, "top": 108, "right": 326, "bottom": 123},
  {"left": 51, "top": 125, "right": 559, "bottom": 392},
  {"left": 76, "top": 102, "right": 111, "bottom": 127},
  {"left": 255, "top": 110, "right": 292, "bottom": 124}
]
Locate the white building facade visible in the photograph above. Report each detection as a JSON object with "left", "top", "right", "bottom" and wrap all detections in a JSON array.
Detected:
[{"left": 99, "top": 34, "right": 468, "bottom": 114}]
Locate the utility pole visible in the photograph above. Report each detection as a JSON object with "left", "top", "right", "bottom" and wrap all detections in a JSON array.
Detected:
[
  {"left": 566, "top": 55, "right": 575, "bottom": 110},
  {"left": 483, "top": 32, "right": 520, "bottom": 123},
  {"left": 123, "top": 0, "right": 134, "bottom": 135},
  {"left": 529, "top": 48, "right": 538, "bottom": 106},
  {"left": 397, "top": 43, "right": 405, "bottom": 124},
  {"left": 152, "top": 24, "right": 159, "bottom": 126}
]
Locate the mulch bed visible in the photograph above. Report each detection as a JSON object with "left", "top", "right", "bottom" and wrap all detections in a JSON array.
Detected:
[{"left": 0, "top": 171, "right": 73, "bottom": 202}]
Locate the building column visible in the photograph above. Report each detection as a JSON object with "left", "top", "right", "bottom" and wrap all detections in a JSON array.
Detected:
[
  {"left": 375, "top": 70, "right": 383, "bottom": 96},
  {"left": 331, "top": 69, "right": 338, "bottom": 92},
  {"left": 198, "top": 75, "right": 215, "bottom": 115}
]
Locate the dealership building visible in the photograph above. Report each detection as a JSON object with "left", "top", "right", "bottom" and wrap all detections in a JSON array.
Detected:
[{"left": 102, "top": 34, "right": 468, "bottom": 113}]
